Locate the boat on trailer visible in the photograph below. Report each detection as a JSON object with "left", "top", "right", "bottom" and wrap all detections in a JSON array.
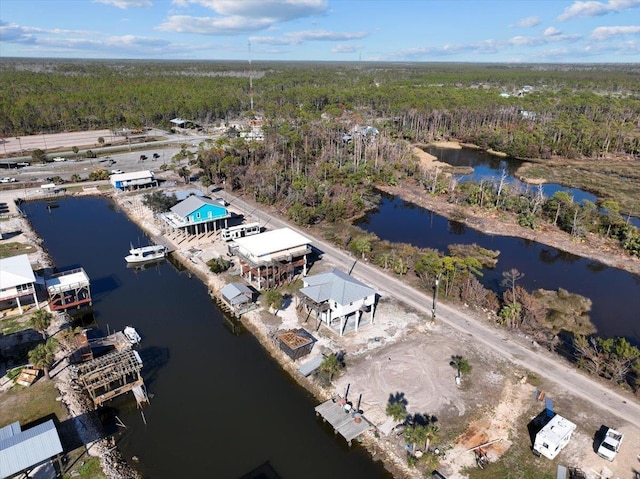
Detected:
[
  {"left": 125, "top": 244, "right": 167, "bottom": 264},
  {"left": 124, "top": 326, "right": 141, "bottom": 345}
]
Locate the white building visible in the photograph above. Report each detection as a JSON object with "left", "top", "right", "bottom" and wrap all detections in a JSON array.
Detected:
[
  {"left": 109, "top": 170, "right": 157, "bottom": 191},
  {"left": 0, "top": 254, "right": 40, "bottom": 314},
  {"left": 298, "top": 268, "right": 377, "bottom": 336}
]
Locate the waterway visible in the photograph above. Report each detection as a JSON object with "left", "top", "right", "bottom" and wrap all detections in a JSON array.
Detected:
[
  {"left": 355, "top": 193, "right": 640, "bottom": 345},
  {"left": 425, "top": 146, "right": 640, "bottom": 229},
  {"left": 23, "top": 197, "right": 392, "bottom": 479}
]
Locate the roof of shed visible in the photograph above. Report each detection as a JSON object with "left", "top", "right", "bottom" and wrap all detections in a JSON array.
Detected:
[
  {"left": 300, "top": 268, "right": 375, "bottom": 305},
  {"left": 0, "top": 254, "right": 36, "bottom": 289},
  {"left": 0, "top": 420, "right": 63, "bottom": 478},
  {"left": 220, "top": 282, "right": 253, "bottom": 304},
  {"left": 233, "top": 228, "right": 311, "bottom": 257}
]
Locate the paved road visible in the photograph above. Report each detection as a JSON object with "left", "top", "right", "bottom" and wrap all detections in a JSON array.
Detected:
[{"left": 219, "top": 189, "right": 640, "bottom": 428}]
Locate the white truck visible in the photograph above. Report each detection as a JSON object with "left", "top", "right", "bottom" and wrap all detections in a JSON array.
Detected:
[{"left": 597, "top": 427, "right": 623, "bottom": 461}]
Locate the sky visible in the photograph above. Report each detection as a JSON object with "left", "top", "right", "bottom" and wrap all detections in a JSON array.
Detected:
[{"left": 1, "top": 0, "right": 639, "bottom": 63}]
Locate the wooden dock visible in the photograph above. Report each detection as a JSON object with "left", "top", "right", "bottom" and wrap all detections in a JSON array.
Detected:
[{"left": 315, "top": 398, "right": 373, "bottom": 445}]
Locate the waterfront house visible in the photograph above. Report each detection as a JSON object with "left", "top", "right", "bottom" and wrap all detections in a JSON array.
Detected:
[
  {"left": 0, "top": 254, "right": 40, "bottom": 314},
  {"left": 220, "top": 282, "right": 254, "bottom": 312},
  {"left": 229, "top": 227, "right": 312, "bottom": 290},
  {"left": 297, "top": 268, "right": 377, "bottom": 336},
  {"left": 109, "top": 170, "right": 157, "bottom": 191},
  {"left": 160, "top": 195, "right": 231, "bottom": 236},
  {"left": 0, "top": 420, "right": 64, "bottom": 478},
  {"left": 45, "top": 267, "right": 92, "bottom": 312}
]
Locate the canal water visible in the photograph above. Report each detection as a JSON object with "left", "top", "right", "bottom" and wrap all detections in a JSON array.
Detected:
[
  {"left": 355, "top": 193, "right": 640, "bottom": 345},
  {"left": 23, "top": 197, "right": 392, "bottom": 479}
]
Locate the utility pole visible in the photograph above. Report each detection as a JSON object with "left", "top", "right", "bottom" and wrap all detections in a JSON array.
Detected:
[{"left": 431, "top": 273, "right": 441, "bottom": 321}]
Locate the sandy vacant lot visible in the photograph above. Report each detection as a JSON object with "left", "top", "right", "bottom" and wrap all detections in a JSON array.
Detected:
[{"left": 1, "top": 129, "right": 116, "bottom": 155}]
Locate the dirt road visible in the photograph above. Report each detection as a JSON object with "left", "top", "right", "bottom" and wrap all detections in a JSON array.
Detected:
[{"left": 219, "top": 189, "right": 640, "bottom": 428}]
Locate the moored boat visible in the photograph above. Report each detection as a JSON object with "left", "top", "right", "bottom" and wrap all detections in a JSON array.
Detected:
[
  {"left": 123, "top": 326, "right": 141, "bottom": 345},
  {"left": 125, "top": 244, "right": 167, "bottom": 263}
]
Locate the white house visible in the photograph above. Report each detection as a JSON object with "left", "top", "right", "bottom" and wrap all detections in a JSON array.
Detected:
[
  {"left": 297, "top": 268, "right": 377, "bottom": 336},
  {"left": 0, "top": 254, "right": 40, "bottom": 314},
  {"left": 230, "top": 227, "right": 312, "bottom": 290},
  {"left": 109, "top": 170, "right": 157, "bottom": 191}
]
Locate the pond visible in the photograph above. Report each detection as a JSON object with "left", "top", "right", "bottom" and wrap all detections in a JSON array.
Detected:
[
  {"left": 355, "top": 193, "right": 640, "bottom": 345},
  {"left": 23, "top": 197, "right": 392, "bottom": 479}
]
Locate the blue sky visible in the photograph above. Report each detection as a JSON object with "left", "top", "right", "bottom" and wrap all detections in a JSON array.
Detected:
[{"left": 1, "top": 0, "right": 639, "bottom": 62}]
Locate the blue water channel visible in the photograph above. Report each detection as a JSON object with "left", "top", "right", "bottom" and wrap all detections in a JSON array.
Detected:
[
  {"left": 355, "top": 192, "right": 640, "bottom": 345},
  {"left": 425, "top": 146, "right": 640, "bottom": 229},
  {"left": 23, "top": 197, "right": 392, "bottom": 479}
]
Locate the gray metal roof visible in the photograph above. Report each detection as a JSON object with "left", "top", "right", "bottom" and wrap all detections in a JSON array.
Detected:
[
  {"left": 0, "top": 419, "right": 63, "bottom": 478},
  {"left": 300, "top": 268, "right": 375, "bottom": 305},
  {"left": 170, "top": 195, "right": 226, "bottom": 218},
  {"left": 0, "top": 422, "right": 21, "bottom": 441},
  {"left": 220, "top": 282, "right": 252, "bottom": 305}
]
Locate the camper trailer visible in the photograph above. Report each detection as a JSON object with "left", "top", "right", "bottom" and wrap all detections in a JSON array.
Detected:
[
  {"left": 532, "top": 414, "right": 576, "bottom": 460},
  {"left": 221, "top": 222, "right": 261, "bottom": 242}
]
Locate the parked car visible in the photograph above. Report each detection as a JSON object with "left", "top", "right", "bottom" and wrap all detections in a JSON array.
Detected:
[
  {"left": 139, "top": 155, "right": 148, "bottom": 162},
  {"left": 52, "top": 157, "right": 66, "bottom": 162},
  {"left": 17, "top": 162, "right": 30, "bottom": 167},
  {"left": 597, "top": 427, "right": 623, "bottom": 461},
  {"left": 0, "top": 177, "right": 17, "bottom": 183},
  {"left": 111, "top": 169, "right": 125, "bottom": 175},
  {"left": 152, "top": 153, "right": 160, "bottom": 160}
]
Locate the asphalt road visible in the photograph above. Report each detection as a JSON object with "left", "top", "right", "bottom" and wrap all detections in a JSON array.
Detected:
[{"left": 218, "top": 189, "right": 640, "bottom": 428}]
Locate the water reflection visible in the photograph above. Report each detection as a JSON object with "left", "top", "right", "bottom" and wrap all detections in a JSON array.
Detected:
[{"left": 355, "top": 192, "right": 640, "bottom": 344}]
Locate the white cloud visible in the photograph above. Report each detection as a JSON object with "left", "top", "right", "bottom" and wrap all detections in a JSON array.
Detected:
[
  {"left": 171, "top": 0, "right": 328, "bottom": 22},
  {"left": 517, "top": 16, "right": 541, "bottom": 27},
  {"left": 331, "top": 43, "right": 358, "bottom": 53},
  {"left": 251, "top": 30, "right": 367, "bottom": 46},
  {"left": 558, "top": 0, "right": 640, "bottom": 21},
  {"left": 590, "top": 25, "right": 640, "bottom": 39},
  {"left": 158, "top": 15, "right": 274, "bottom": 34},
  {"left": 544, "top": 27, "right": 562, "bottom": 36},
  {"left": 93, "top": 0, "right": 152, "bottom": 9}
]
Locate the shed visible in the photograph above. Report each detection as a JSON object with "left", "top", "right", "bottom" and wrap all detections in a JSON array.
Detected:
[
  {"left": 276, "top": 328, "right": 317, "bottom": 360},
  {"left": 0, "top": 420, "right": 63, "bottom": 478},
  {"left": 220, "top": 282, "right": 253, "bottom": 309}
]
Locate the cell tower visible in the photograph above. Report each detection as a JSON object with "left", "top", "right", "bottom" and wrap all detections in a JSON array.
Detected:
[{"left": 248, "top": 40, "right": 254, "bottom": 111}]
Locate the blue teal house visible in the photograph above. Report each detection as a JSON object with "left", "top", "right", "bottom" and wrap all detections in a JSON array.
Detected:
[{"left": 160, "top": 195, "right": 231, "bottom": 235}]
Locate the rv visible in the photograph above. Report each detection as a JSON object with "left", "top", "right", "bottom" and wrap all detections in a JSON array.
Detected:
[
  {"left": 532, "top": 414, "right": 576, "bottom": 460},
  {"left": 221, "top": 222, "right": 261, "bottom": 242}
]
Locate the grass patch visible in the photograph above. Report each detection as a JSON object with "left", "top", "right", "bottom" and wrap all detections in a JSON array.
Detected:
[
  {"left": 0, "top": 315, "right": 31, "bottom": 335},
  {"left": 0, "top": 241, "right": 36, "bottom": 259},
  {"left": 61, "top": 454, "right": 106, "bottom": 479},
  {"left": 0, "top": 379, "right": 67, "bottom": 426}
]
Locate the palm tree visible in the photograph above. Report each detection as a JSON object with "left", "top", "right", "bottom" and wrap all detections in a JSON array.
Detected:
[
  {"left": 264, "top": 290, "right": 283, "bottom": 315},
  {"left": 28, "top": 338, "right": 58, "bottom": 380},
  {"left": 404, "top": 424, "right": 428, "bottom": 455},
  {"left": 30, "top": 309, "right": 53, "bottom": 339},
  {"left": 320, "top": 353, "right": 342, "bottom": 382},
  {"left": 450, "top": 355, "right": 472, "bottom": 379},
  {"left": 386, "top": 400, "right": 408, "bottom": 423},
  {"left": 423, "top": 424, "right": 440, "bottom": 452}
]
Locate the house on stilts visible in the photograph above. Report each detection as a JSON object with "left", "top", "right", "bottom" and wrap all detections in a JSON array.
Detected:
[
  {"left": 228, "top": 227, "right": 312, "bottom": 290},
  {"left": 0, "top": 254, "right": 40, "bottom": 314},
  {"left": 160, "top": 195, "right": 232, "bottom": 239},
  {"left": 45, "top": 268, "right": 92, "bottom": 312},
  {"left": 297, "top": 268, "right": 378, "bottom": 336}
]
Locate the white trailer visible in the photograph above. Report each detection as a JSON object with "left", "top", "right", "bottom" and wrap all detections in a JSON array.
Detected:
[
  {"left": 532, "top": 414, "right": 576, "bottom": 460},
  {"left": 221, "top": 222, "right": 261, "bottom": 242}
]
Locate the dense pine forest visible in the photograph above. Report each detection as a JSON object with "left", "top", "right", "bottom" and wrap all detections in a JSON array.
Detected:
[{"left": 1, "top": 59, "right": 639, "bottom": 159}]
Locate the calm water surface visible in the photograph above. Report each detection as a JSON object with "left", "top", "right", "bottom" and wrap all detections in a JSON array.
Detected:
[
  {"left": 24, "top": 197, "right": 392, "bottom": 479},
  {"left": 356, "top": 193, "right": 640, "bottom": 344}
]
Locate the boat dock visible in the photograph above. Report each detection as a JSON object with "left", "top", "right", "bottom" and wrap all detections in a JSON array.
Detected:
[{"left": 315, "top": 398, "right": 373, "bottom": 445}]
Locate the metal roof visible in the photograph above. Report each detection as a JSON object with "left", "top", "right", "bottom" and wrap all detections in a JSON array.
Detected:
[
  {"left": 109, "top": 170, "right": 154, "bottom": 182},
  {"left": 45, "top": 268, "right": 90, "bottom": 294},
  {"left": 233, "top": 228, "right": 311, "bottom": 258},
  {"left": 220, "top": 282, "right": 253, "bottom": 305},
  {"left": 300, "top": 268, "right": 375, "bottom": 306},
  {"left": 170, "top": 195, "right": 227, "bottom": 219},
  {"left": 0, "top": 254, "right": 36, "bottom": 289},
  {"left": 0, "top": 420, "right": 63, "bottom": 478}
]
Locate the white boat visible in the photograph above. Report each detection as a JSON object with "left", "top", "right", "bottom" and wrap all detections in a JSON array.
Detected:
[
  {"left": 124, "top": 326, "right": 141, "bottom": 345},
  {"left": 125, "top": 244, "right": 167, "bottom": 264}
]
